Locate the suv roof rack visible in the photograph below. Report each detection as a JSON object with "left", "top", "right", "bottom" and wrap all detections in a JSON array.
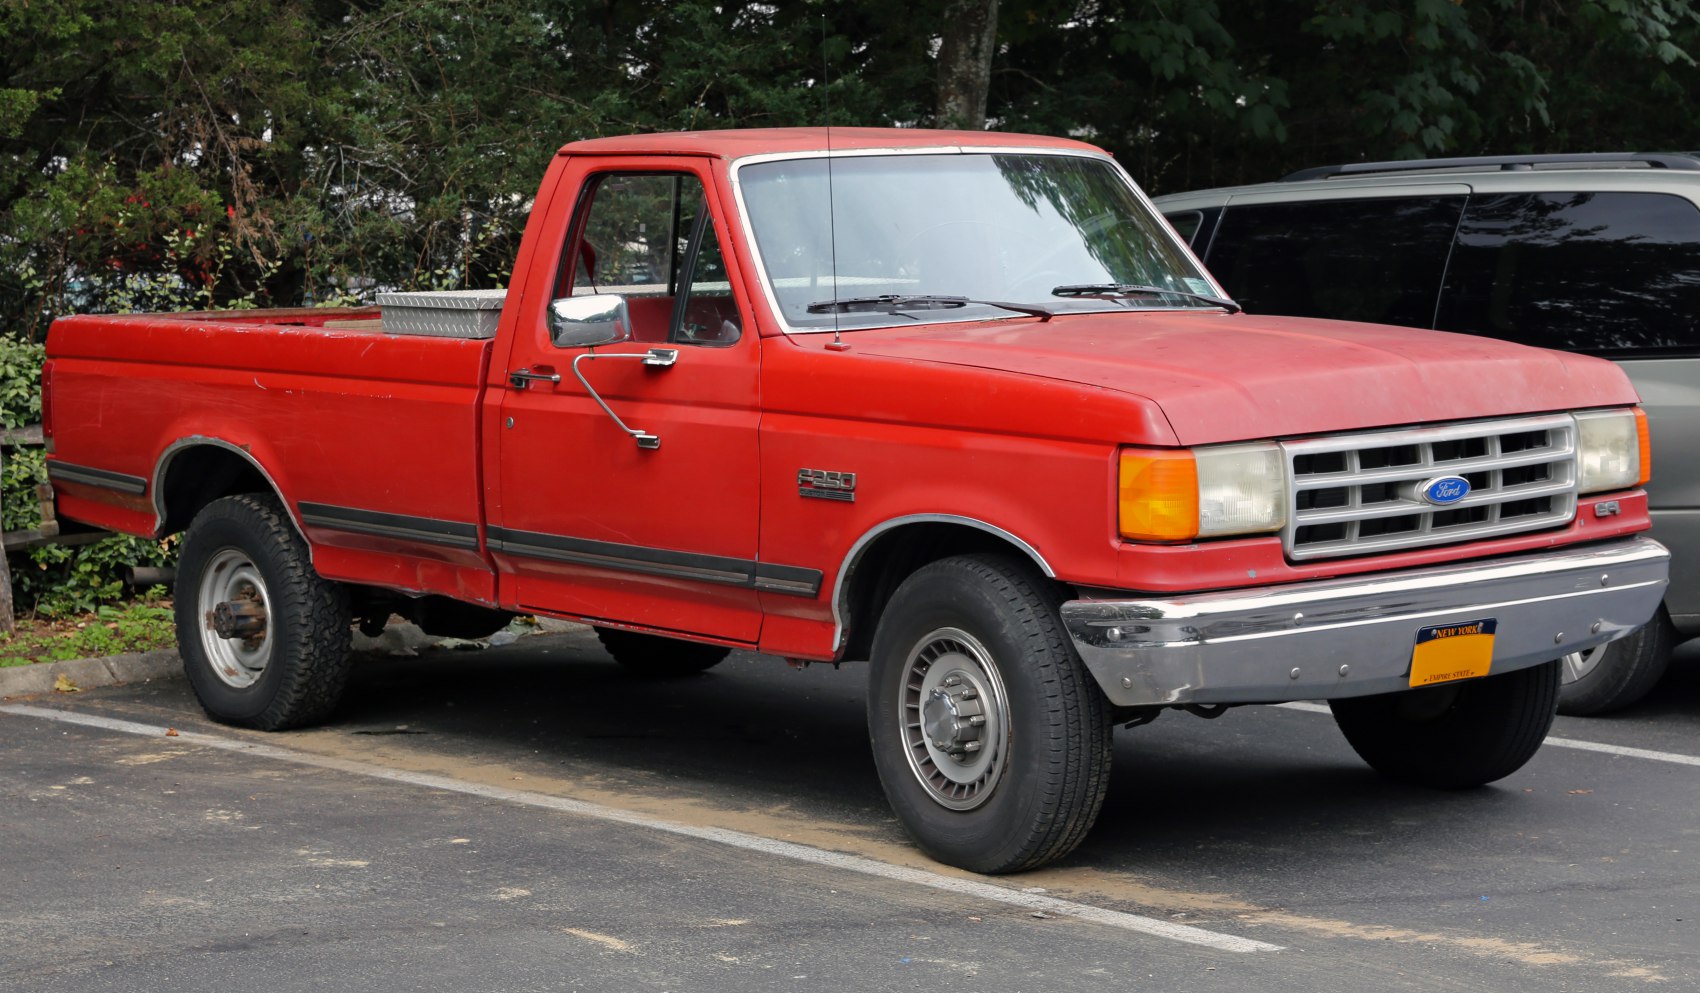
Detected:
[{"left": 1283, "top": 153, "right": 1700, "bottom": 182}]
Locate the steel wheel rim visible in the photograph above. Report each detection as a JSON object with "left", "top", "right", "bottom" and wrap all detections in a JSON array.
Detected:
[
  {"left": 197, "top": 547, "right": 272, "bottom": 689},
  {"left": 1560, "top": 645, "right": 1601, "bottom": 685},
  {"left": 898, "top": 627, "right": 1010, "bottom": 811}
]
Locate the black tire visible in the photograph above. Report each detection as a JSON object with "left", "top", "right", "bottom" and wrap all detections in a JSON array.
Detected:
[
  {"left": 866, "top": 554, "right": 1112, "bottom": 874},
  {"left": 1330, "top": 659, "right": 1560, "bottom": 789},
  {"left": 1557, "top": 608, "right": 1676, "bottom": 716},
  {"left": 175, "top": 494, "right": 353, "bottom": 730},
  {"left": 594, "top": 627, "right": 730, "bottom": 676}
]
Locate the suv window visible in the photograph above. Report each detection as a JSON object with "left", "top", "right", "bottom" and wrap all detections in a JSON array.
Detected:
[
  {"left": 1436, "top": 192, "right": 1700, "bottom": 357},
  {"left": 1166, "top": 210, "right": 1203, "bottom": 245},
  {"left": 1203, "top": 197, "right": 1464, "bottom": 328}
]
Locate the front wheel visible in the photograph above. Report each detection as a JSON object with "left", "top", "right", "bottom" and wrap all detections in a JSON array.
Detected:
[
  {"left": 175, "top": 494, "right": 352, "bottom": 730},
  {"left": 867, "top": 554, "right": 1112, "bottom": 874},
  {"left": 1329, "top": 659, "right": 1560, "bottom": 789}
]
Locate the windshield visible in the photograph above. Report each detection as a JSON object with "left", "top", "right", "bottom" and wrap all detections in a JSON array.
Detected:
[{"left": 737, "top": 152, "right": 1220, "bottom": 331}]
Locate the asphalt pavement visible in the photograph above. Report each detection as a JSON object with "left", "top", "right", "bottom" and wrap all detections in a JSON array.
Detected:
[{"left": 2, "top": 628, "right": 1696, "bottom": 992}]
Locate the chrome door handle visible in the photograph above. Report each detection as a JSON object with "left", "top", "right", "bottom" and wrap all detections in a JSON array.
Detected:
[{"left": 508, "top": 368, "right": 562, "bottom": 389}]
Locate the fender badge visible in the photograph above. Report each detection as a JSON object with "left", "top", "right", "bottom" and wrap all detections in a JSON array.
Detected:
[{"left": 799, "top": 469, "right": 856, "bottom": 502}]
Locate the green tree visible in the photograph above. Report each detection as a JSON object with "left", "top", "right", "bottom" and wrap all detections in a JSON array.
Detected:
[{"left": 0, "top": 0, "right": 325, "bottom": 335}]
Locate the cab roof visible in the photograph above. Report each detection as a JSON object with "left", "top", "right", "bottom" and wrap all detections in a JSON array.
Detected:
[{"left": 556, "top": 127, "right": 1104, "bottom": 159}]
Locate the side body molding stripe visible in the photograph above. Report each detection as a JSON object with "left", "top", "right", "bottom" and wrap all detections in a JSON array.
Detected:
[
  {"left": 486, "top": 526, "right": 824, "bottom": 598},
  {"left": 298, "top": 502, "right": 481, "bottom": 551},
  {"left": 46, "top": 461, "right": 148, "bottom": 495}
]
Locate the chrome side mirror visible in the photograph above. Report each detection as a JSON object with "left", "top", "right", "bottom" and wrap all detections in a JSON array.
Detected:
[{"left": 549, "top": 294, "right": 632, "bottom": 349}]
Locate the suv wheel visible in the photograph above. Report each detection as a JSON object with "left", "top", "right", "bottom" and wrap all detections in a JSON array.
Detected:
[{"left": 1557, "top": 609, "right": 1676, "bottom": 716}]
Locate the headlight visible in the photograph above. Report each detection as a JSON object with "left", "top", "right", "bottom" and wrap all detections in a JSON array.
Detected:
[
  {"left": 1119, "top": 443, "right": 1287, "bottom": 541},
  {"left": 1197, "top": 444, "right": 1288, "bottom": 536},
  {"left": 1574, "top": 408, "right": 1650, "bottom": 494}
]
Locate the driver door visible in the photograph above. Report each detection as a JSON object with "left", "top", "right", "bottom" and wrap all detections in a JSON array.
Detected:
[{"left": 489, "top": 164, "right": 763, "bottom": 642}]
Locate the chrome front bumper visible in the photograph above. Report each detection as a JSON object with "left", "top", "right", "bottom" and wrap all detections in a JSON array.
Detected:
[{"left": 1061, "top": 537, "right": 1670, "bottom": 708}]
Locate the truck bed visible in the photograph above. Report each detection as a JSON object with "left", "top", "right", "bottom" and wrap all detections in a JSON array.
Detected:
[{"left": 46, "top": 307, "right": 500, "bottom": 603}]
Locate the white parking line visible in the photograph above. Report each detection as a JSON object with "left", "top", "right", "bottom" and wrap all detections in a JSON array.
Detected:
[
  {"left": 1275, "top": 701, "right": 1700, "bottom": 768},
  {"left": 0, "top": 703, "right": 1281, "bottom": 955},
  {"left": 1540, "top": 736, "right": 1700, "bottom": 767},
  {"left": 1273, "top": 701, "right": 1334, "bottom": 715}
]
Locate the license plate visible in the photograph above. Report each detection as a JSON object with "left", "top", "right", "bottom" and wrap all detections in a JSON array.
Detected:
[{"left": 1409, "top": 619, "right": 1497, "bottom": 688}]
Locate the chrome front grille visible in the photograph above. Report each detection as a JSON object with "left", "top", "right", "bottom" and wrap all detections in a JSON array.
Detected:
[{"left": 1282, "top": 414, "right": 1578, "bottom": 561}]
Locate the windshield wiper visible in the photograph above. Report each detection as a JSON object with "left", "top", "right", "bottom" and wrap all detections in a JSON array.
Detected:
[
  {"left": 1051, "top": 283, "right": 1241, "bottom": 314},
  {"left": 806, "top": 294, "right": 1055, "bottom": 321}
]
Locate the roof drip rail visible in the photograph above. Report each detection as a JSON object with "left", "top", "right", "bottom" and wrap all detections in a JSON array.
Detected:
[{"left": 1282, "top": 153, "right": 1700, "bottom": 182}]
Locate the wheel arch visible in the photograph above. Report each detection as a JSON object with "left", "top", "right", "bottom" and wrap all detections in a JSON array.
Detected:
[
  {"left": 833, "top": 515, "right": 1057, "bottom": 661},
  {"left": 152, "top": 437, "right": 303, "bottom": 542}
]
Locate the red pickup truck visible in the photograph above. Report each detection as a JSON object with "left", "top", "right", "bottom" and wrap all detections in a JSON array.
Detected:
[{"left": 45, "top": 128, "right": 1668, "bottom": 873}]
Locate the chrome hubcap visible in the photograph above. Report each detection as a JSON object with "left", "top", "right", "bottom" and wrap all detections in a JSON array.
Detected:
[
  {"left": 899, "top": 628, "right": 1010, "bottom": 810},
  {"left": 197, "top": 548, "right": 272, "bottom": 689}
]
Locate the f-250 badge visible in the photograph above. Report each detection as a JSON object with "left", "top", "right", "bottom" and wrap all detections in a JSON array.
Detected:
[{"left": 798, "top": 469, "right": 857, "bottom": 502}]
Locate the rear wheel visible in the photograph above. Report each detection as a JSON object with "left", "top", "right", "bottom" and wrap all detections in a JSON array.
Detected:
[
  {"left": 594, "top": 627, "right": 730, "bottom": 676},
  {"left": 1558, "top": 609, "right": 1676, "bottom": 716},
  {"left": 175, "top": 494, "right": 352, "bottom": 730},
  {"left": 1330, "top": 659, "right": 1560, "bottom": 789},
  {"left": 867, "top": 554, "right": 1112, "bottom": 874}
]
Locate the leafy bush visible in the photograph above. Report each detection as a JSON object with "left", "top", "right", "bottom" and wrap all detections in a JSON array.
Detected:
[
  {"left": 18, "top": 534, "right": 179, "bottom": 619},
  {"left": 0, "top": 335, "right": 178, "bottom": 617},
  {"left": 0, "top": 337, "right": 43, "bottom": 429}
]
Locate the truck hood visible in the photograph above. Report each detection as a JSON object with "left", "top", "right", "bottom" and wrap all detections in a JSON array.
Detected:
[{"left": 844, "top": 311, "right": 1640, "bottom": 445}]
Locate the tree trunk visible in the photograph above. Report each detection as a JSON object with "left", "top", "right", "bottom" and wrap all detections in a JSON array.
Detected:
[
  {"left": 935, "top": 0, "right": 1000, "bottom": 130},
  {"left": 0, "top": 548, "right": 12, "bottom": 634}
]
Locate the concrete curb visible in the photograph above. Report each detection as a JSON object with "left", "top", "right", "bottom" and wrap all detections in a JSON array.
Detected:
[{"left": 0, "top": 649, "right": 182, "bottom": 700}]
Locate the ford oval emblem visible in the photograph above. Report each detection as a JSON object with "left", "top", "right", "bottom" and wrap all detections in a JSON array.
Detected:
[{"left": 1420, "top": 475, "right": 1471, "bottom": 506}]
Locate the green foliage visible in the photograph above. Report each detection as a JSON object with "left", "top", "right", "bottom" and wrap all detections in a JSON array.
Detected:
[
  {"left": 0, "top": 591, "right": 177, "bottom": 667},
  {"left": 0, "top": 335, "right": 47, "bottom": 537},
  {"left": 7, "top": 0, "right": 1700, "bottom": 318},
  {"left": 0, "top": 336, "right": 43, "bottom": 430},
  {"left": 995, "top": 0, "right": 1700, "bottom": 191},
  {"left": 2, "top": 447, "right": 45, "bottom": 535},
  {"left": 295, "top": 0, "right": 923, "bottom": 302},
  {"left": 20, "top": 534, "right": 179, "bottom": 619},
  {"left": 1, "top": 0, "right": 312, "bottom": 334}
]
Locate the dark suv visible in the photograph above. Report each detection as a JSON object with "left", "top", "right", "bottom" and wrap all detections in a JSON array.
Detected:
[{"left": 1155, "top": 153, "right": 1700, "bottom": 714}]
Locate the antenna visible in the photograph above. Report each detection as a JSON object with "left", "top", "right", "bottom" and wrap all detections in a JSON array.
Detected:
[{"left": 822, "top": 15, "right": 849, "bottom": 352}]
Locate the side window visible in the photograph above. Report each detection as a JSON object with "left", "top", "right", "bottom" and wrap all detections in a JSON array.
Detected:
[
  {"left": 1205, "top": 196, "right": 1465, "bottom": 328},
  {"left": 673, "top": 208, "right": 741, "bottom": 345},
  {"left": 1436, "top": 192, "right": 1700, "bottom": 357},
  {"left": 559, "top": 172, "right": 741, "bottom": 345}
]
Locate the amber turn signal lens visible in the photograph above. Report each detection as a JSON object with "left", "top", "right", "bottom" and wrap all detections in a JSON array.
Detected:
[
  {"left": 1118, "top": 450, "right": 1199, "bottom": 541},
  {"left": 1635, "top": 407, "right": 1652, "bottom": 487}
]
